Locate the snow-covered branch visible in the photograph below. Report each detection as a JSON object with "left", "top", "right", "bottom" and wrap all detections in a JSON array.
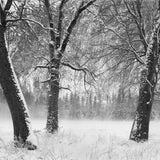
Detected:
[{"left": 60, "top": 0, "right": 96, "bottom": 53}]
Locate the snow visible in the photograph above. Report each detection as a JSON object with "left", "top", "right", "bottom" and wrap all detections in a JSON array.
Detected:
[
  {"left": 0, "top": 0, "right": 6, "bottom": 10},
  {"left": 8, "top": 56, "right": 33, "bottom": 139},
  {"left": 1, "top": 119, "right": 160, "bottom": 159}
]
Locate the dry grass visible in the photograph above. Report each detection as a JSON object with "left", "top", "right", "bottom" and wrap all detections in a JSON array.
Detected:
[{"left": 0, "top": 118, "right": 160, "bottom": 160}]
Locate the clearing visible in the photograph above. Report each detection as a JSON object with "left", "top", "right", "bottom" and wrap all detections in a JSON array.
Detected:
[{"left": 0, "top": 119, "right": 160, "bottom": 160}]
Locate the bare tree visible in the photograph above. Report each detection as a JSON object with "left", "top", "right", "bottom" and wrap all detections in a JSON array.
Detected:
[
  {"left": 0, "top": 0, "right": 36, "bottom": 149},
  {"left": 43, "top": 0, "right": 96, "bottom": 133},
  {"left": 130, "top": 0, "right": 160, "bottom": 142},
  {"left": 90, "top": 0, "right": 159, "bottom": 141}
]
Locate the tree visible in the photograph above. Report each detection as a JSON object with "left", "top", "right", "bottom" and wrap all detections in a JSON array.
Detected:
[
  {"left": 43, "top": 0, "right": 96, "bottom": 133},
  {"left": 0, "top": 0, "right": 36, "bottom": 149},
  {"left": 89, "top": 0, "right": 159, "bottom": 140},
  {"left": 130, "top": 1, "right": 160, "bottom": 142}
]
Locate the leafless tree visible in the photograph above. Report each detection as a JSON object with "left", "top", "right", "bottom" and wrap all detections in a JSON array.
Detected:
[
  {"left": 43, "top": 0, "right": 96, "bottom": 133},
  {"left": 0, "top": 0, "right": 36, "bottom": 149}
]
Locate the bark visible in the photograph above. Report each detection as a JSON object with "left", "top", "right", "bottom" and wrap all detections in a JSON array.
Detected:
[
  {"left": 46, "top": 1, "right": 66, "bottom": 132},
  {"left": 44, "top": 0, "right": 96, "bottom": 133},
  {"left": 46, "top": 78, "right": 59, "bottom": 133},
  {"left": 46, "top": 44, "right": 60, "bottom": 132},
  {"left": 0, "top": 26, "right": 36, "bottom": 150},
  {"left": 129, "top": 69, "right": 156, "bottom": 142},
  {"left": 129, "top": 10, "right": 160, "bottom": 142},
  {"left": 44, "top": 0, "right": 60, "bottom": 133}
]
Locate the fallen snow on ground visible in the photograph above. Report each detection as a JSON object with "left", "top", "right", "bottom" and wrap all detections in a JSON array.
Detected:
[{"left": 0, "top": 120, "right": 160, "bottom": 160}]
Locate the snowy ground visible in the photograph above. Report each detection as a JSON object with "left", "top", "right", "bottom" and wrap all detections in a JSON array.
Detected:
[{"left": 0, "top": 119, "right": 160, "bottom": 160}]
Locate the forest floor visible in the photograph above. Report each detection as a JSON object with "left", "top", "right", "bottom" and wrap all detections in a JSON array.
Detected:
[{"left": 0, "top": 119, "right": 160, "bottom": 160}]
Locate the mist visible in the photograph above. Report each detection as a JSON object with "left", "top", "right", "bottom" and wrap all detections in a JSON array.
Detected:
[{"left": 1, "top": 101, "right": 160, "bottom": 159}]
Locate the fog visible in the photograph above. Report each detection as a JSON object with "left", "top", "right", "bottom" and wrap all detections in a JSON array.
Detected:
[{"left": 1, "top": 102, "right": 160, "bottom": 159}]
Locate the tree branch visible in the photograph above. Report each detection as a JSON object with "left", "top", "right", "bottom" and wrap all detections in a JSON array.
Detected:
[
  {"left": 105, "top": 27, "right": 146, "bottom": 65},
  {"left": 124, "top": 0, "right": 148, "bottom": 51},
  {"left": 4, "top": 0, "right": 12, "bottom": 11},
  {"left": 6, "top": 18, "right": 52, "bottom": 30},
  {"left": 61, "top": 62, "right": 96, "bottom": 81},
  {"left": 33, "top": 56, "right": 50, "bottom": 63},
  {"left": 44, "top": 0, "right": 55, "bottom": 41},
  {"left": 34, "top": 65, "right": 49, "bottom": 70},
  {"left": 59, "top": 86, "right": 71, "bottom": 91},
  {"left": 56, "top": 0, "right": 69, "bottom": 48},
  {"left": 61, "top": 62, "right": 87, "bottom": 72},
  {"left": 60, "top": 0, "right": 96, "bottom": 54},
  {"left": 19, "top": 0, "right": 27, "bottom": 19},
  {"left": 41, "top": 79, "right": 50, "bottom": 83},
  {"left": 0, "top": 3, "right": 3, "bottom": 14}
]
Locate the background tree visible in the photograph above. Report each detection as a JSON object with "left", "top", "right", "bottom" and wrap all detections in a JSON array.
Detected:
[
  {"left": 130, "top": 0, "right": 160, "bottom": 142},
  {"left": 42, "top": 0, "right": 96, "bottom": 133},
  {"left": 87, "top": 0, "right": 160, "bottom": 141}
]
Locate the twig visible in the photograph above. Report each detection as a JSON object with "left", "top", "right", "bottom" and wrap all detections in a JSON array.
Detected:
[{"left": 34, "top": 65, "right": 49, "bottom": 70}]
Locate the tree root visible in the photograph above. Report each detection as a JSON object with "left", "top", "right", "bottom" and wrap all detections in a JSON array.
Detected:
[{"left": 14, "top": 140, "right": 37, "bottom": 150}]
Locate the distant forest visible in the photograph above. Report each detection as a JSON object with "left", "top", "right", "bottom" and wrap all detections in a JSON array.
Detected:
[{"left": 1, "top": 86, "right": 160, "bottom": 120}]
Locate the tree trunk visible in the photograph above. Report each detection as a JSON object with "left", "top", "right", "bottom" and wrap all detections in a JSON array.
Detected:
[
  {"left": 44, "top": 0, "right": 96, "bottom": 133},
  {"left": 46, "top": 52, "right": 60, "bottom": 133},
  {"left": 129, "top": 11, "right": 159, "bottom": 141},
  {"left": 44, "top": 0, "right": 60, "bottom": 133},
  {"left": 129, "top": 69, "right": 156, "bottom": 142},
  {"left": 0, "top": 26, "right": 36, "bottom": 149}
]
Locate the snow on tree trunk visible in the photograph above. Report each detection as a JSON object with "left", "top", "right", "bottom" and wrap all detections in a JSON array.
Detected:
[
  {"left": 130, "top": 10, "right": 160, "bottom": 142},
  {"left": 46, "top": 48, "right": 60, "bottom": 133},
  {"left": 0, "top": 26, "right": 36, "bottom": 150},
  {"left": 44, "top": 0, "right": 96, "bottom": 133},
  {"left": 44, "top": 0, "right": 60, "bottom": 133},
  {"left": 129, "top": 69, "right": 155, "bottom": 142}
]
